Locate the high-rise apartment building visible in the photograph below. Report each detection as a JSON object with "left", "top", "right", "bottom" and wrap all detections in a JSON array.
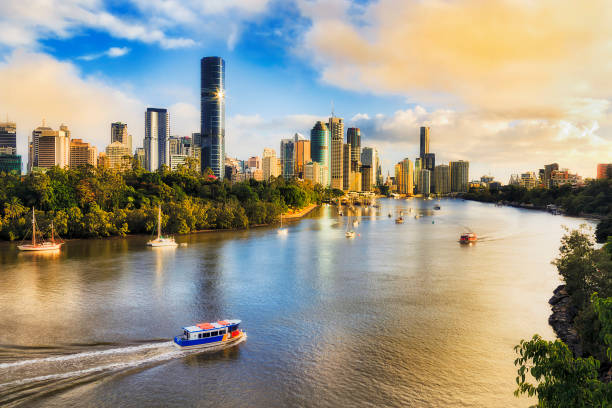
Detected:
[
  {"left": 310, "top": 121, "right": 330, "bottom": 186},
  {"left": 248, "top": 156, "right": 261, "bottom": 170},
  {"left": 106, "top": 141, "right": 131, "bottom": 171},
  {"left": 361, "top": 147, "right": 380, "bottom": 189},
  {"left": 201, "top": 56, "right": 225, "bottom": 178},
  {"left": 30, "top": 123, "right": 70, "bottom": 170},
  {"left": 418, "top": 169, "right": 431, "bottom": 195},
  {"left": 419, "top": 126, "right": 430, "bottom": 161},
  {"left": 295, "top": 138, "right": 311, "bottom": 179},
  {"left": 328, "top": 116, "right": 344, "bottom": 190},
  {"left": 346, "top": 128, "right": 361, "bottom": 163},
  {"left": 0, "top": 154, "right": 21, "bottom": 174},
  {"left": 262, "top": 148, "right": 280, "bottom": 180},
  {"left": 395, "top": 158, "right": 413, "bottom": 195},
  {"left": 450, "top": 160, "right": 469, "bottom": 192},
  {"left": 144, "top": 108, "right": 169, "bottom": 171},
  {"left": 433, "top": 164, "right": 450, "bottom": 194},
  {"left": 0, "top": 121, "right": 17, "bottom": 154},
  {"left": 543, "top": 163, "right": 559, "bottom": 188},
  {"left": 70, "top": 139, "right": 97, "bottom": 168},
  {"left": 361, "top": 166, "right": 373, "bottom": 192},
  {"left": 596, "top": 163, "right": 611, "bottom": 179},
  {"left": 414, "top": 157, "right": 422, "bottom": 193},
  {"left": 134, "top": 147, "right": 145, "bottom": 168},
  {"left": 342, "top": 143, "right": 351, "bottom": 191},
  {"left": 111, "top": 122, "right": 131, "bottom": 152}
]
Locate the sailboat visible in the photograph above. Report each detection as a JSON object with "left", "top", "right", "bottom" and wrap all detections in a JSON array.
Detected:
[
  {"left": 18, "top": 208, "right": 63, "bottom": 251},
  {"left": 277, "top": 213, "right": 288, "bottom": 235},
  {"left": 147, "top": 205, "right": 178, "bottom": 247},
  {"left": 345, "top": 216, "right": 356, "bottom": 238}
]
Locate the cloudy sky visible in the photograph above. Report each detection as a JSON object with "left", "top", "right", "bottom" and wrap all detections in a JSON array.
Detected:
[{"left": 0, "top": 0, "right": 611, "bottom": 181}]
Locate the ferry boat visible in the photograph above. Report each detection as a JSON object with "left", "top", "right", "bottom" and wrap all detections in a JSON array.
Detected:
[
  {"left": 18, "top": 209, "right": 63, "bottom": 252},
  {"left": 459, "top": 232, "right": 477, "bottom": 244},
  {"left": 174, "top": 320, "right": 245, "bottom": 350},
  {"left": 395, "top": 216, "right": 404, "bottom": 224},
  {"left": 147, "top": 205, "right": 178, "bottom": 247}
]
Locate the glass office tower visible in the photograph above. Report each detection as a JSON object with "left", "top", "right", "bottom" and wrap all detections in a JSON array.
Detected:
[{"left": 201, "top": 56, "right": 226, "bottom": 178}]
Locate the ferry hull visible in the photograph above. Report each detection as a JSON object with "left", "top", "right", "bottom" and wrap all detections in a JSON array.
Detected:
[{"left": 173, "top": 331, "right": 246, "bottom": 350}]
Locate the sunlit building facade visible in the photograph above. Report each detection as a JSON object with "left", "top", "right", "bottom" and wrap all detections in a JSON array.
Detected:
[
  {"left": 310, "top": 121, "right": 330, "bottom": 186},
  {"left": 70, "top": 139, "right": 97, "bottom": 168},
  {"left": 433, "top": 164, "right": 450, "bottom": 194},
  {"left": 329, "top": 116, "right": 344, "bottom": 190},
  {"left": 201, "top": 56, "right": 226, "bottom": 178},
  {"left": 450, "top": 160, "right": 469, "bottom": 192},
  {"left": 144, "top": 108, "right": 169, "bottom": 171}
]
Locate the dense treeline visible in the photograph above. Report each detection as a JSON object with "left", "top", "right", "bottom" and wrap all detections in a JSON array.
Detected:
[
  {"left": 464, "top": 179, "right": 612, "bottom": 243},
  {"left": 0, "top": 165, "right": 339, "bottom": 240},
  {"left": 514, "top": 228, "right": 612, "bottom": 406}
]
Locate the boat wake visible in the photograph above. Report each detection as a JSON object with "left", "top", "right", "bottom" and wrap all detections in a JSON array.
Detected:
[{"left": 0, "top": 336, "right": 246, "bottom": 407}]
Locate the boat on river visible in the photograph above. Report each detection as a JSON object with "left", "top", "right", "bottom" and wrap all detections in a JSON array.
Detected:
[
  {"left": 147, "top": 205, "right": 178, "bottom": 247},
  {"left": 459, "top": 232, "right": 477, "bottom": 244},
  {"left": 18, "top": 209, "right": 63, "bottom": 252},
  {"left": 174, "top": 320, "right": 245, "bottom": 350},
  {"left": 277, "top": 213, "right": 288, "bottom": 235}
]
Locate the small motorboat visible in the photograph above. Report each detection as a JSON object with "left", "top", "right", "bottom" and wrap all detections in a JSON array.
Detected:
[
  {"left": 395, "top": 217, "right": 404, "bottom": 224},
  {"left": 174, "top": 320, "right": 245, "bottom": 350},
  {"left": 388, "top": 213, "right": 392, "bottom": 218},
  {"left": 345, "top": 230, "right": 356, "bottom": 238},
  {"left": 434, "top": 205, "right": 441, "bottom": 210},
  {"left": 277, "top": 214, "right": 288, "bottom": 235},
  {"left": 352, "top": 220, "right": 359, "bottom": 227},
  {"left": 460, "top": 232, "right": 477, "bottom": 244}
]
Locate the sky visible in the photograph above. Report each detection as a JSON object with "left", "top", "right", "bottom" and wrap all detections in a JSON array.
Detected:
[{"left": 0, "top": 0, "right": 611, "bottom": 181}]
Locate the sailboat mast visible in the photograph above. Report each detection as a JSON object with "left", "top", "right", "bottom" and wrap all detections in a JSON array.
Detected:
[
  {"left": 32, "top": 208, "right": 36, "bottom": 246},
  {"left": 158, "top": 205, "right": 161, "bottom": 239},
  {"left": 51, "top": 221, "right": 54, "bottom": 244}
]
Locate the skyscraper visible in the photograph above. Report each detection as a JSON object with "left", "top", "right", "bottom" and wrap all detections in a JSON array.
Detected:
[
  {"left": 310, "top": 121, "right": 330, "bottom": 186},
  {"left": 0, "top": 121, "right": 17, "bottom": 154},
  {"left": 433, "top": 164, "right": 450, "bottom": 194},
  {"left": 328, "top": 116, "right": 344, "bottom": 190},
  {"left": 396, "top": 158, "right": 413, "bottom": 195},
  {"left": 361, "top": 147, "right": 379, "bottom": 188},
  {"left": 414, "top": 157, "right": 422, "bottom": 193},
  {"left": 30, "top": 122, "right": 70, "bottom": 170},
  {"left": 280, "top": 139, "right": 295, "bottom": 180},
  {"left": 450, "top": 160, "right": 469, "bottom": 192},
  {"left": 424, "top": 153, "right": 436, "bottom": 191},
  {"left": 419, "top": 126, "right": 429, "bottom": 161},
  {"left": 418, "top": 169, "right": 431, "bottom": 195},
  {"left": 111, "top": 122, "right": 131, "bottom": 152},
  {"left": 295, "top": 138, "right": 311, "bottom": 179},
  {"left": 262, "top": 148, "right": 279, "bottom": 180},
  {"left": 201, "top": 56, "right": 226, "bottom": 178},
  {"left": 346, "top": 128, "right": 361, "bottom": 163},
  {"left": 70, "top": 139, "right": 97, "bottom": 168},
  {"left": 106, "top": 141, "right": 131, "bottom": 171},
  {"left": 144, "top": 108, "right": 169, "bottom": 171},
  {"left": 342, "top": 143, "right": 351, "bottom": 191}
]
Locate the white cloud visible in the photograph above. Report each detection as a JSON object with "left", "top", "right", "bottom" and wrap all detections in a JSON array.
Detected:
[
  {"left": 78, "top": 46, "right": 131, "bottom": 61},
  {"left": 0, "top": 0, "right": 273, "bottom": 51},
  {"left": 0, "top": 50, "right": 143, "bottom": 158}
]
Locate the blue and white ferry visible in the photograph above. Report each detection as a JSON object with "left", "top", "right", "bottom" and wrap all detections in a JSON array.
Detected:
[{"left": 173, "top": 320, "right": 245, "bottom": 350}]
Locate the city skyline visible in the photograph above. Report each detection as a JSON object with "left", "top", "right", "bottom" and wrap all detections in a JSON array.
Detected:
[{"left": 0, "top": 1, "right": 611, "bottom": 181}]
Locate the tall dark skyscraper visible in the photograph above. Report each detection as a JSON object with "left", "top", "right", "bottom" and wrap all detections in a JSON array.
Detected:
[
  {"left": 200, "top": 56, "right": 226, "bottom": 178},
  {"left": 346, "top": 128, "right": 361, "bottom": 162},
  {"left": 419, "top": 126, "right": 429, "bottom": 161}
]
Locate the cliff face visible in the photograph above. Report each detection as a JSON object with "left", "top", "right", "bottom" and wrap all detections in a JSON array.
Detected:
[
  {"left": 549, "top": 284, "right": 612, "bottom": 382},
  {"left": 548, "top": 284, "right": 581, "bottom": 356}
]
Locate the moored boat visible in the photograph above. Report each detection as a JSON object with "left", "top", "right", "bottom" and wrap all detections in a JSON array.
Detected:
[
  {"left": 459, "top": 232, "right": 477, "bottom": 244},
  {"left": 147, "top": 205, "right": 178, "bottom": 247},
  {"left": 18, "top": 209, "right": 63, "bottom": 252},
  {"left": 174, "top": 320, "right": 245, "bottom": 350}
]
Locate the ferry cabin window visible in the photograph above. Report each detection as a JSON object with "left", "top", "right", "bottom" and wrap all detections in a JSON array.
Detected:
[
  {"left": 204, "top": 332, "right": 210, "bottom": 338},
  {"left": 211, "top": 331, "right": 218, "bottom": 337}
]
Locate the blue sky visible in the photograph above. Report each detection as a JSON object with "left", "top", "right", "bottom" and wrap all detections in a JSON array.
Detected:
[{"left": 0, "top": 0, "right": 610, "bottom": 180}]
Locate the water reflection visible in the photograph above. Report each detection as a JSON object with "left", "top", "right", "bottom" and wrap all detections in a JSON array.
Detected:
[{"left": 0, "top": 199, "right": 596, "bottom": 407}]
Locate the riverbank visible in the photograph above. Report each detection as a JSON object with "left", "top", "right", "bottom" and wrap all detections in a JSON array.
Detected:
[
  {"left": 282, "top": 203, "right": 318, "bottom": 220},
  {"left": 548, "top": 284, "right": 581, "bottom": 355}
]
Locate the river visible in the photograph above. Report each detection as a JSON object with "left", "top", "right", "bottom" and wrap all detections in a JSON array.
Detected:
[{"left": 0, "top": 198, "right": 594, "bottom": 407}]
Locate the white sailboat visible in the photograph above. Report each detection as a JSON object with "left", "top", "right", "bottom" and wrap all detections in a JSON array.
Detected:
[
  {"left": 18, "top": 208, "right": 63, "bottom": 251},
  {"left": 147, "top": 205, "right": 178, "bottom": 247},
  {"left": 277, "top": 213, "right": 288, "bottom": 235},
  {"left": 345, "top": 216, "right": 355, "bottom": 238}
]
